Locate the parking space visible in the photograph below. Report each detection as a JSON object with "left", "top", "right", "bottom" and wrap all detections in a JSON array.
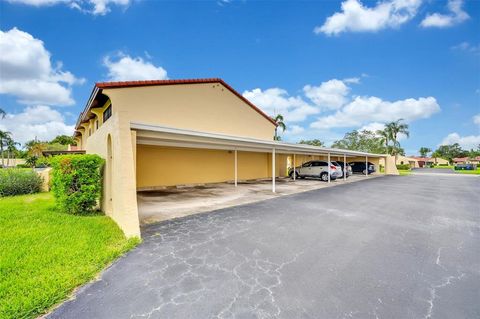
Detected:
[{"left": 137, "top": 174, "right": 381, "bottom": 224}]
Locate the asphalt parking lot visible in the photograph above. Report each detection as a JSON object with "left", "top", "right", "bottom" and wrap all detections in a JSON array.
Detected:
[{"left": 49, "top": 173, "right": 480, "bottom": 319}]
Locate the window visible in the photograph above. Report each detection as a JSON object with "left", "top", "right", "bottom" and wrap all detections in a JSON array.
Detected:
[
  {"left": 96, "top": 120, "right": 99, "bottom": 130},
  {"left": 103, "top": 105, "right": 112, "bottom": 123},
  {"left": 302, "top": 162, "right": 312, "bottom": 167},
  {"left": 312, "top": 162, "right": 321, "bottom": 167}
]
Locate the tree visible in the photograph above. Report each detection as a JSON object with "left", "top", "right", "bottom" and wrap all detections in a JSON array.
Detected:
[
  {"left": 298, "top": 139, "right": 324, "bottom": 147},
  {"left": 50, "top": 135, "right": 76, "bottom": 146},
  {"left": 432, "top": 143, "right": 468, "bottom": 164},
  {"left": 0, "top": 108, "right": 5, "bottom": 119},
  {"left": 468, "top": 145, "right": 480, "bottom": 158},
  {"left": 5, "top": 137, "right": 20, "bottom": 167},
  {"left": 0, "top": 130, "right": 12, "bottom": 167},
  {"left": 376, "top": 129, "right": 391, "bottom": 154},
  {"left": 25, "top": 140, "right": 48, "bottom": 157},
  {"left": 419, "top": 147, "right": 432, "bottom": 157},
  {"left": 271, "top": 114, "right": 286, "bottom": 141},
  {"left": 385, "top": 119, "right": 409, "bottom": 156},
  {"left": 331, "top": 130, "right": 386, "bottom": 154}
]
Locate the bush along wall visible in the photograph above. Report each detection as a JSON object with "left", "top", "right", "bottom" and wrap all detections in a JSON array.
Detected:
[
  {"left": 396, "top": 164, "right": 412, "bottom": 170},
  {"left": 50, "top": 154, "right": 105, "bottom": 215},
  {"left": 0, "top": 169, "right": 43, "bottom": 196}
]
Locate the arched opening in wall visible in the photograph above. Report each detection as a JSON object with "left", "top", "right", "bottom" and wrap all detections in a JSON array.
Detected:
[{"left": 106, "top": 134, "right": 113, "bottom": 215}]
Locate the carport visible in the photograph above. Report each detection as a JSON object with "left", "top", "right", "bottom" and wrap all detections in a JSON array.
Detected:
[{"left": 133, "top": 123, "right": 396, "bottom": 223}]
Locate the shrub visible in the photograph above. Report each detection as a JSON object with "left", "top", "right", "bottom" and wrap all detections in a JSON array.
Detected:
[
  {"left": 396, "top": 164, "right": 411, "bottom": 170},
  {"left": 35, "top": 156, "right": 51, "bottom": 168},
  {"left": 438, "top": 163, "right": 449, "bottom": 166},
  {"left": 0, "top": 168, "right": 43, "bottom": 196},
  {"left": 50, "top": 154, "right": 104, "bottom": 215},
  {"left": 16, "top": 164, "right": 30, "bottom": 168}
]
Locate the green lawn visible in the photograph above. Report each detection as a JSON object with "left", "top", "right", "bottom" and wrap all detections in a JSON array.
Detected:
[
  {"left": 454, "top": 168, "right": 480, "bottom": 175},
  {"left": 0, "top": 193, "right": 139, "bottom": 319},
  {"left": 398, "top": 169, "right": 411, "bottom": 176},
  {"left": 433, "top": 165, "right": 454, "bottom": 169}
]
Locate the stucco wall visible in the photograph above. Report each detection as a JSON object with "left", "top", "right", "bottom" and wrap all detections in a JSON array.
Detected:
[
  {"left": 85, "top": 112, "right": 140, "bottom": 237},
  {"left": 103, "top": 83, "right": 275, "bottom": 141},
  {"left": 136, "top": 146, "right": 291, "bottom": 188}
]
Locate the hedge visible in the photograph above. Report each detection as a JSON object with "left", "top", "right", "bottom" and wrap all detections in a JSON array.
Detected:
[
  {"left": 396, "top": 164, "right": 411, "bottom": 170},
  {"left": 0, "top": 168, "right": 43, "bottom": 196},
  {"left": 50, "top": 154, "right": 104, "bottom": 215}
]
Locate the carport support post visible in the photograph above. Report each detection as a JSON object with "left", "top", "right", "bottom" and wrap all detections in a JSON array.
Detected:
[
  {"left": 365, "top": 156, "right": 368, "bottom": 176},
  {"left": 272, "top": 148, "right": 276, "bottom": 193},
  {"left": 344, "top": 154, "right": 346, "bottom": 181},
  {"left": 293, "top": 154, "right": 296, "bottom": 180},
  {"left": 234, "top": 149, "right": 238, "bottom": 187},
  {"left": 327, "top": 152, "right": 331, "bottom": 183}
]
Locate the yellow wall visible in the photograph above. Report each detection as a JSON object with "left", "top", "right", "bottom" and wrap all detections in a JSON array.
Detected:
[
  {"left": 103, "top": 83, "right": 275, "bottom": 140},
  {"left": 85, "top": 112, "right": 140, "bottom": 237},
  {"left": 136, "top": 146, "right": 290, "bottom": 188},
  {"left": 137, "top": 145, "right": 234, "bottom": 187}
]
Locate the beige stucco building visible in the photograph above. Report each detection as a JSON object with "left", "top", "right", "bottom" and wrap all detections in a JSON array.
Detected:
[{"left": 74, "top": 78, "right": 398, "bottom": 237}]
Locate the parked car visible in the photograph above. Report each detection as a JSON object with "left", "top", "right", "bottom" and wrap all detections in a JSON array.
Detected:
[
  {"left": 336, "top": 161, "right": 352, "bottom": 178},
  {"left": 348, "top": 161, "right": 375, "bottom": 175},
  {"left": 288, "top": 160, "right": 342, "bottom": 181}
]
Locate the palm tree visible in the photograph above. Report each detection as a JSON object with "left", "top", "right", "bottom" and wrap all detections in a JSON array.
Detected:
[
  {"left": 376, "top": 129, "right": 391, "bottom": 154},
  {"left": 385, "top": 119, "right": 410, "bottom": 157},
  {"left": 0, "top": 130, "right": 12, "bottom": 167},
  {"left": 6, "top": 138, "right": 20, "bottom": 167},
  {"left": 272, "top": 114, "right": 286, "bottom": 141}
]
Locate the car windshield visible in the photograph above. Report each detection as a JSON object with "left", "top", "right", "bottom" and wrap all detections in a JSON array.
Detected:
[{"left": 331, "top": 161, "right": 340, "bottom": 166}]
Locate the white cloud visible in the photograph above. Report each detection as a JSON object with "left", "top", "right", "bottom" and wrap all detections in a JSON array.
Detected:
[
  {"left": 103, "top": 54, "right": 168, "bottom": 81},
  {"left": 311, "top": 96, "right": 440, "bottom": 129},
  {"left": 243, "top": 77, "right": 440, "bottom": 144},
  {"left": 0, "top": 105, "right": 74, "bottom": 144},
  {"left": 315, "top": 0, "right": 421, "bottom": 36},
  {"left": 242, "top": 87, "right": 318, "bottom": 122},
  {"left": 303, "top": 79, "right": 350, "bottom": 110},
  {"left": 451, "top": 42, "right": 480, "bottom": 54},
  {"left": 420, "top": 0, "right": 469, "bottom": 28},
  {"left": 473, "top": 114, "right": 480, "bottom": 126},
  {"left": 359, "top": 122, "right": 386, "bottom": 132},
  {"left": 440, "top": 133, "right": 480, "bottom": 150},
  {"left": 285, "top": 125, "right": 305, "bottom": 136},
  {"left": 0, "top": 27, "right": 84, "bottom": 106},
  {"left": 6, "top": 0, "right": 130, "bottom": 15}
]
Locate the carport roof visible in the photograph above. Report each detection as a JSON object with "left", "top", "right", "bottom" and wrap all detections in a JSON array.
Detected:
[{"left": 132, "top": 122, "right": 386, "bottom": 158}]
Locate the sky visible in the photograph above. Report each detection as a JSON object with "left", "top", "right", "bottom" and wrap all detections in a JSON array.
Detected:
[{"left": 0, "top": 0, "right": 479, "bottom": 155}]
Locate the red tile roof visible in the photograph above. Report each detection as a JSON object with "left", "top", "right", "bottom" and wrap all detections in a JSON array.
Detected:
[{"left": 95, "top": 78, "right": 277, "bottom": 126}]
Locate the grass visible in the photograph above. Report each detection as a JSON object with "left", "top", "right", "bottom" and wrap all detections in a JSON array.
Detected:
[
  {"left": 398, "top": 169, "right": 411, "bottom": 176},
  {"left": 454, "top": 168, "right": 480, "bottom": 175},
  {"left": 0, "top": 193, "right": 139, "bottom": 319},
  {"left": 433, "top": 165, "right": 454, "bottom": 169}
]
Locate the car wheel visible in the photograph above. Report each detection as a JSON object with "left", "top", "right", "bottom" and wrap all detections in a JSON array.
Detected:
[
  {"left": 320, "top": 172, "right": 329, "bottom": 181},
  {"left": 362, "top": 169, "right": 366, "bottom": 175}
]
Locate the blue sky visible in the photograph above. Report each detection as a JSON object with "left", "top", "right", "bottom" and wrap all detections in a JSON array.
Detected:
[{"left": 0, "top": 0, "right": 479, "bottom": 155}]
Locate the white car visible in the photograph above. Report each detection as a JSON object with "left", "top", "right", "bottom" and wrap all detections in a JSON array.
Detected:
[{"left": 289, "top": 160, "right": 343, "bottom": 181}]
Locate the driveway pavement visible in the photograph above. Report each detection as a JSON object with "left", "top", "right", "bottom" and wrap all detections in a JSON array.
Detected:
[{"left": 48, "top": 174, "right": 480, "bottom": 319}]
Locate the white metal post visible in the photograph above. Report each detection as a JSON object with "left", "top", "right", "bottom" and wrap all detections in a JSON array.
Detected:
[
  {"left": 344, "top": 154, "right": 347, "bottom": 181},
  {"left": 272, "top": 148, "right": 276, "bottom": 193},
  {"left": 327, "top": 152, "right": 331, "bottom": 183},
  {"left": 293, "top": 153, "right": 296, "bottom": 180},
  {"left": 234, "top": 149, "right": 238, "bottom": 187},
  {"left": 365, "top": 156, "right": 368, "bottom": 176}
]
